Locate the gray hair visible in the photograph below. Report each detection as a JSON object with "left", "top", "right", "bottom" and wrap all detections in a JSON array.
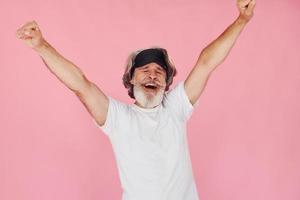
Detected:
[{"left": 122, "top": 46, "right": 177, "bottom": 99}]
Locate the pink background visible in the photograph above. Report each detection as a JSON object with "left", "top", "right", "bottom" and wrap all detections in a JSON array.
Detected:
[{"left": 1, "top": 0, "right": 300, "bottom": 199}]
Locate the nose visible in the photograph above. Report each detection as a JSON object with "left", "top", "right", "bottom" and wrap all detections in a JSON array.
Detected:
[{"left": 148, "top": 71, "right": 157, "bottom": 80}]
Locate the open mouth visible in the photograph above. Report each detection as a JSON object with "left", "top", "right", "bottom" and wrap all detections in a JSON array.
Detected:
[{"left": 143, "top": 83, "right": 159, "bottom": 91}]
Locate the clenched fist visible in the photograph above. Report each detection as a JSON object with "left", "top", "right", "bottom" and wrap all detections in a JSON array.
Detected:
[
  {"left": 16, "top": 21, "right": 45, "bottom": 50},
  {"left": 237, "top": 0, "right": 256, "bottom": 22}
]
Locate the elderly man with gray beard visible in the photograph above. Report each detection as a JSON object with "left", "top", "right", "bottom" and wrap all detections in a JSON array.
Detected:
[{"left": 16, "top": 0, "right": 256, "bottom": 199}]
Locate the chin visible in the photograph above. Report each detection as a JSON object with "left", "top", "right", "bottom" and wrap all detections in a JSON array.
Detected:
[{"left": 133, "top": 85, "right": 165, "bottom": 108}]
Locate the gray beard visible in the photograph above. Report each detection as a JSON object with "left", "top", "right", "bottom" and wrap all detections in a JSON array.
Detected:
[{"left": 133, "top": 85, "right": 165, "bottom": 108}]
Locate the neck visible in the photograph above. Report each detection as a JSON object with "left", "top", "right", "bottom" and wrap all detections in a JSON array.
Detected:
[{"left": 134, "top": 101, "right": 160, "bottom": 109}]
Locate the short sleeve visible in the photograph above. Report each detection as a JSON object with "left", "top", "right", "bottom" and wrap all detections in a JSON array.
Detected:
[
  {"left": 92, "top": 96, "right": 126, "bottom": 136},
  {"left": 164, "top": 81, "right": 196, "bottom": 122}
]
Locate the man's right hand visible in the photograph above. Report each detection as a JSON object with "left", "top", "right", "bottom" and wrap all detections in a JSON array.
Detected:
[
  {"left": 16, "top": 21, "right": 45, "bottom": 50},
  {"left": 16, "top": 21, "right": 109, "bottom": 127}
]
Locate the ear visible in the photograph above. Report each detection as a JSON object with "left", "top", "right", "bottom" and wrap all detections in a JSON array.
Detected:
[
  {"left": 130, "top": 78, "right": 135, "bottom": 85},
  {"left": 130, "top": 70, "right": 136, "bottom": 85}
]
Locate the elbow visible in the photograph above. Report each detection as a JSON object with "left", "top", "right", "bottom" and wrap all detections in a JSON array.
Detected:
[
  {"left": 197, "top": 50, "right": 212, "bottom": 68},
  {"left": 197, "top": 48, "right": 223, "bottom": 71},
  {"left": 73, "top": 74, "right": 92, "bottom": 96}
]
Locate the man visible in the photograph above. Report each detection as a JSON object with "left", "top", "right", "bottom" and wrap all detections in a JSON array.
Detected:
[{"left": 16, "top": 0, "right": 256, "bottom": 199}]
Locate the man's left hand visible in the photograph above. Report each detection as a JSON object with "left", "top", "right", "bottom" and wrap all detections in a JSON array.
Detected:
[{"left": 237, "top": 0, "right": 256, "bottom": 23}]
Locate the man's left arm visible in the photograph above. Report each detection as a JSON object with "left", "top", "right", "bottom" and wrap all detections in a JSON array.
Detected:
[{"left": 184, "top": 0, "right": 256, "bottom": 105}]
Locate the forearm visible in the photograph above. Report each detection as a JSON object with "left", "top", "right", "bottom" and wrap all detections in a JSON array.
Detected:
[
  {"left": 197, "top": 15, "right": 248, "bottom": 71},
  {"left": 35, "top": 40, "right": 90, "bottom": 93}
]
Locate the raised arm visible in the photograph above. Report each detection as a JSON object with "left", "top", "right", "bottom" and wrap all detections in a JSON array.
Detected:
[
  {"left": 16, "top": 21, "right": 108, "bottom": 126},
  {"left": 184, "top": 0, "right": 256, "bottom": 105}
]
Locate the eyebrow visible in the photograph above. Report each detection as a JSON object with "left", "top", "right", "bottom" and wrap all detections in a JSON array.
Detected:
[{"left": 140, "top": 65, "right": 165, "bottom": 72}]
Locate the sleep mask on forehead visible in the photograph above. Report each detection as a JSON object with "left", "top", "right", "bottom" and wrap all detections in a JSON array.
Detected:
[{"left": 130, "top": 48, "right": 168, "bottom": 78}]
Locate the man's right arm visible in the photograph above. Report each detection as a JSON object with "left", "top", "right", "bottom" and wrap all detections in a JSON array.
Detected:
[{"left": 16, "top": 21, "right": 108, "bottom": 126}]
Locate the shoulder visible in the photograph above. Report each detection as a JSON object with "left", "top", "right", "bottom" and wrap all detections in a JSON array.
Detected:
[{"left": 162, "top": 81, "right": 195, "bottom": 121}]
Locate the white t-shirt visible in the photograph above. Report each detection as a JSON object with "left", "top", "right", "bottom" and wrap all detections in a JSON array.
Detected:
[{"left": 93, "top": 81, "right": 199, "bottom": 200}]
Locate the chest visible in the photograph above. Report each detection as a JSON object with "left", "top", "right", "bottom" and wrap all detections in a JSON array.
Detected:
[{"left": 111, "top": 110, "right": 186, "bottom": 159}]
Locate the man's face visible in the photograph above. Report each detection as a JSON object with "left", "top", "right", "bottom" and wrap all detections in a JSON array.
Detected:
[{"left": 130, "top": 62, "right": 167, "bottom": 108}]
